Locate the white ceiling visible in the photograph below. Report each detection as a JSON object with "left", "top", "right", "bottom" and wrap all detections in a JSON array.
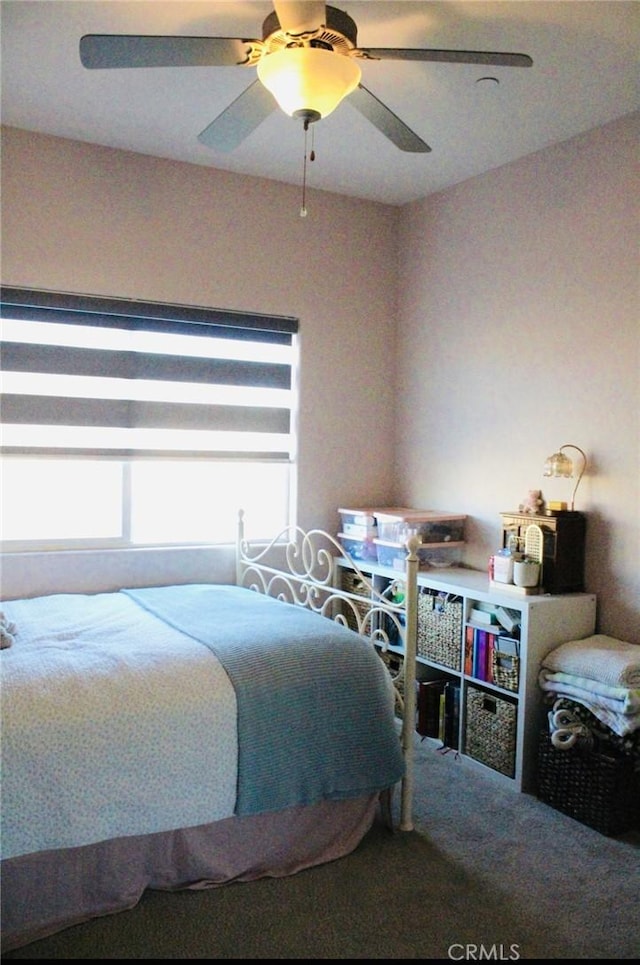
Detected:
[{"left": 1, "top": 1, "right": 638, "bottom": 205}]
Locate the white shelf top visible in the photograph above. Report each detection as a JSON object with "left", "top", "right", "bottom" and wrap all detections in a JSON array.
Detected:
[{"left": 335, "top": 558, "right": 595, "bottom": 608}]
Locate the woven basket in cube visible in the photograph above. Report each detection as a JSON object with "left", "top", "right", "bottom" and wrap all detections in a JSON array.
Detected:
[
  {"left": 464, "top": 687, "right": 517, "bottom": 777},
  {"left": 491, "top": 650, "right": 520, "bottom": 693},
  {"left": 377, "top": 647, "right": 406, "bottom": 720},
  {"left": 417, "top": 592, "right": 463, "bottom": 669},
  {"left": 340, "top": 570, "right": 373, "bottom": 634}
]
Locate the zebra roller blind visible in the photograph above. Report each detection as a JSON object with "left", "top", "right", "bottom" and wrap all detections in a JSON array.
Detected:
[{"left": 0, "top": 287, "right": 298, "bottom": 462}]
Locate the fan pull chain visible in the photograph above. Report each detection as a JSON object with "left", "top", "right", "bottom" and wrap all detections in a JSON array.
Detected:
[{"left": 300, "top": 121, "right": 316, "bottom": 218}]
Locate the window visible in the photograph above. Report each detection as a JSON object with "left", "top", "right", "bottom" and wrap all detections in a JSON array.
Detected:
[{"left": 0, "top": 287, "right": 298, "bottom": 548}]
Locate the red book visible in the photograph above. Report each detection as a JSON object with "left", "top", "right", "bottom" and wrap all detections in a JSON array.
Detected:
[{"left": 464, "top": 625, "right": 474, "bottom": 675}]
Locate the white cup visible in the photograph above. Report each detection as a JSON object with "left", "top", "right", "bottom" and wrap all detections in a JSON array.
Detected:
[{"left": 513, "top": 560, "right": 540, "bottom": 587}]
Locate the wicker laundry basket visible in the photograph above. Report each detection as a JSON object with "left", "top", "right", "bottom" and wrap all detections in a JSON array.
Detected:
[{"left": 537, "top": 731, "right": 640, "bottom": 836}]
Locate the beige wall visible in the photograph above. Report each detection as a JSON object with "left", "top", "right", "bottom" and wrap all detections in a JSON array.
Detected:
[
  {"left": 2, "top": 116, "right": 638, "bottom": 640},
  {"left": 396, "top": 112, "right": 639, "bottom": 641},
  {"left": 0, "top": 126, "right": 400, "bottom": 535}
]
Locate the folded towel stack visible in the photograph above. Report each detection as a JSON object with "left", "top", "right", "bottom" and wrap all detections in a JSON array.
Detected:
[{"left": 539, "top": 634, "right": 640, "bottom": 739}]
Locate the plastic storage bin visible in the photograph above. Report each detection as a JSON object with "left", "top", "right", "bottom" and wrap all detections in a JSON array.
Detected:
[
  {"left": 338, "top": 506, "right": 431, "bottom": 553},
  {"left": 338, "top": 507, "right": 378, "bottom": 539},
  {"left": 374, "top": 539, "right": 463, "bottom": 571},
  {"left": 338, "top": 534, "right": 378, "bottom": 562},
  {"left": 373, "top": 539, "right": 445, "bottom": 570},
  {"left": 374, "top": 539, "right": 412, "bottom": 570},
  {"left": 374, "top": 510, "right": 466, "bottom": 544}
]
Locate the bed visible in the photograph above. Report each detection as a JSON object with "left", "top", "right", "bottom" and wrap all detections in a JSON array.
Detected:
[{"left": 0, "top": 515, "right": 419, "bottom": 952}]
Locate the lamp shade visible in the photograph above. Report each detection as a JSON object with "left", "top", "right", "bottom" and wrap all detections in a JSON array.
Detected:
[
  {"left": 257, "top": 47, "right": 361, "bottom": 121},
  {"left": 542, "top": 444, "right": 588, "bottom": 511},
  {"left": 543, "top": 451, "right": 574, "bottom": 478}
]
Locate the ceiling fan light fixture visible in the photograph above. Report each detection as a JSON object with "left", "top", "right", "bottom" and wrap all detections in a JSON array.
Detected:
[{"left": 257, "top": 47, "right": 361, "bottom": 122}]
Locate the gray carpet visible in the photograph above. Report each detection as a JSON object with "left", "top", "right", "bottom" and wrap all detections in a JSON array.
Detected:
[{"left": 3, "top": 735, "right": 639, "bottom": 960}]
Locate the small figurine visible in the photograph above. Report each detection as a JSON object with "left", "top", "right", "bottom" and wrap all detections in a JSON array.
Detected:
[{"left": 519, "top": 489, "right": 544, "bottom": 514}]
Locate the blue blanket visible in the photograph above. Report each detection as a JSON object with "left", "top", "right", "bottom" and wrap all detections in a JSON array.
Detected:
[{"left": 123, "top": 585, "right": 404, "bottom": 816}]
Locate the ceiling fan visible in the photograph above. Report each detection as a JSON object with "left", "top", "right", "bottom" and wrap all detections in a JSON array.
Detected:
[{"left": 79, "top": 1, "right": 533, "bottom": 155}]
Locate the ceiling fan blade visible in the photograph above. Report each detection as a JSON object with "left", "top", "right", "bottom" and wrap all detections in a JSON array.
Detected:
[
  {"left": 272, "top": 2, "right": 326, "bottom": 35},
  {"left": 357, "top": 48, "right": 533, "bottom": 68},
  {"left": 198, "top": 81, "right": 276, "bottom": 153},
  {"left": 348, "top": 85, "right": 431, "bottom": 154},
  {"left": 79, "top": 34, "right": 257, "bottom": 70}
]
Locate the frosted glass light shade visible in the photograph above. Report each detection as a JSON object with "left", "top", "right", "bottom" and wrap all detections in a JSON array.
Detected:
[
  {"left": 542, "top": 444, "right": 588, "bottom": 511},
  {"left": 543, "top": 451, "right": 574, "bottom": 478},
  {"left": 257, "top": 47, "right": 361, "bottom": 120}
]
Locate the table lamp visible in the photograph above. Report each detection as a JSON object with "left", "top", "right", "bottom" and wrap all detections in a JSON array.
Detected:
[{"left": 543, "top": 444, "right": 587, "bottom": 512}]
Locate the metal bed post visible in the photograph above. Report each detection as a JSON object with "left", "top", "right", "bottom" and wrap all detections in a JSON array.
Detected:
[
  {"left": 236, "top": 508, "right": 245, "bottom": 588},
  {"left": 399, "top": 535, "right": 420, "bottom": 831}
]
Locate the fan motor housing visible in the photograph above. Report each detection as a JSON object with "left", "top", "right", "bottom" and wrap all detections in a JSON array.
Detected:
[{"left": 262, "top": 5, "right": 358, "bottom": 53}]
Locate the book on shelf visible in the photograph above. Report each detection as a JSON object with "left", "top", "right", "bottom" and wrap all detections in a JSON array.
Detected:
[
  {"left": 417, "top": 679, "right": 448, "bottom": 738},
  {"left": 443, "top": 681, "right": 461, "bottom": 750},
  {"left": 495, "top": 606, "right": 521, "bottom": 634},
  {"left": 472, "top": 629, "right": 488, "bottom": 680},
  {"left": 464, "top": 625, "right": 474, "bottom": 675},
  {"left": 470, "top": 626, "right": 515, "bottom": 682},
  {"left": 416, "top": 679, "right": 460, "bottom": 749},
  {"left": 438, "top": 691, "right": 446, "bottom": 743},
  {"left": 469, "top": 606, "right": 498, "bottom": 626}
]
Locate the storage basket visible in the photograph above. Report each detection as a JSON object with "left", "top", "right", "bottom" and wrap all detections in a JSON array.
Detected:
[
  {"left": 340, "top": 569, "right": 369, "bottom": 598},
  {"left": 417, "top": 591, "right": 463, "bottom": 669},
  {"left": 376, "top": 647, "right": 406, "bottom": 720},
  {"left": 465, "top": 686, "right": 517, "bottom": 777},
  {"left": 339, "top": 570, "right": 373, "bottom": 634},
  {"left": 537, "top": 731, "right": 640, "bottom": 836},
  {"left": 491, "top": 649, "right": 520, "bottom": 693}
]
